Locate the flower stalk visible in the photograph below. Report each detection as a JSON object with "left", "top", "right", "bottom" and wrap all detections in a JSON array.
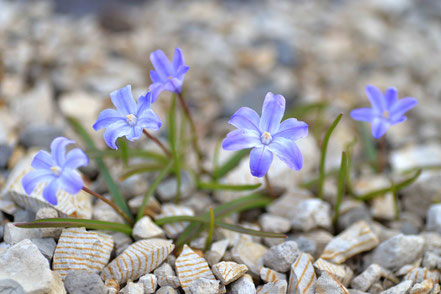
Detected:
[
  {"left": 264, "top": 174, "right": 276, "bottom": 199},
  {"left": 143, "top": 129, "right": 171, "bottom": 158}
]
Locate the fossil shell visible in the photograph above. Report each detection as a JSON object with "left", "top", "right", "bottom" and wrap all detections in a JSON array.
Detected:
[
  {"left": 410, "top": 278, "right": 435, "bottom": 294},
  {"left": 212, "top": 261, "right": 248, "bottom": 285},
  {"left": 287, "top": 253, "right": 316, "bottom": 294},
  {"left": 321, "top": 221, "right": 379, "bottom": 264},
  {"left": 1, "top": 155, "right": 92, "bottom": 218},
  {"left": 259, "top": 266, "right": 286, "bottom": 283},
  {"left": 105, "top": 279, "right": 120, "bottom": 292},
  {"left": 157, "top": 275, "right": 181, "bottom": 288},
  {"left": 101, "top": 238, "right": 174, "bottom": 284},
  {"left": 404, "top": 267, "right": 440, "bottom": 284},
  {"left": 257, "top": 280, "right": 288, "bottom": 294},
  {"left": 176, "top": 245, "right": 224, "bottom": 293},
  {"left": 155, "top": 204, "right": 194, "bottom": 238},
  {"left": 52, "top": 227, "right": 113, "bottom": 279},
  {"left": 314, "top": 258, "right": 353, "bottom": 286}
]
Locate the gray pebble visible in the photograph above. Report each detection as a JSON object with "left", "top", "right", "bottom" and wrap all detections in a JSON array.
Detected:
[
  {"left": 263, "top": 241, "right": 299, "bottom": 272},
  {"left": 64, "top": 271, "right": 106, "bottom": 294},
  {"left": 19, "top": 125, "right": 63, "bottom": 149},
  {"left": 30, "top": 238, "right": 56, "bottom": 261}
]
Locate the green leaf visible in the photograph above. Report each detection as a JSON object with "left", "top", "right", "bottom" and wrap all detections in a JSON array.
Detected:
[
  {"left": 212, "top": 149, "right": 249, "bottom": 180},
  {"left": 333, "top": 151, "right": 347, "bottom": 226},
  {"left": 119, "top": 139, "right": 129, "bottom": 167},
  {"left": 67, "top": 117, "right": 133, "bottom": 221},
  {"left": 205, "top": 208, "right": 215, "bottom": 251},
  {"left": 318, "top": 113, "right": 343, "bottom": 199},
  {"left": 360, "top": 122, "right": 378, "bottom": 172},
  {"left": 15, "top": 218, "right": 132, "bottom": 235},
  {"left": 120, "top": 163, "right": 168, "bottom": 180},
  {"left": 197, "top": 181, "right": 261, "bottom": 191}
]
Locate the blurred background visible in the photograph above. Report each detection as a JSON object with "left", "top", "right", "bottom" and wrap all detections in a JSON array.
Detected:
[{"left": 0, "top": 0, "right": 440, "bottom": 174}]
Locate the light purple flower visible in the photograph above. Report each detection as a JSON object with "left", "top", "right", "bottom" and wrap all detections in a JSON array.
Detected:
[
  {"left": 93, "top": 85, "right": 162, "bottom": 150},
  {"left": 22, "top": 137, "right": 88, "bottom": 205},
  {"left": 149, "top": 48, "right": 190, "bottom": 101},
  {"left": 222, "top": 92, "right": 308, "bottom": 178},
  {"left": 351, "top": 85, "right": 417, "bottom": 139}
]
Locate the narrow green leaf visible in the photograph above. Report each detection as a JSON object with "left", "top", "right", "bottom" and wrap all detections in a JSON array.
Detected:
[
  {"left": 344, "top": 137, "right": 357, "bottom": 196},
  {"left": 390, "top": 179, "right": 400, "bottom": 221},
  {"left": 212, "top": 138, "right": 222, "bottom": 177},
  {"left": 67, "top": 117, "right": 133, "bottom": 221},
  {"left": 205, "top": 208, "right": 215, "bottom": 251},
  {"left": 318, "top": 113, "right": 343, "bottom": 199},
  {"left": 215, "top": 221, "right": 286, "bottom": 239},
  {"left": 16, "top": 218, "right": 132, "bottom": 235},
  {"left": 120, "top": 163, "right": 168, "bottom": 180},
  {"left": 333, "top": 152, "right": 347, "bottom": 226},
  {"left": 212, "top": 149, "right": 249, "bottom": 180},
  {"left": 197, "top": 181, "right": 261, "bottom": 191},
  {"left": 119, "top": 139, "right": 129, "bottom": 167},
  {"left": 360, "top": 122, "right": 378, "bottom": 172},
  {"left": 168, "top": 95, "right": 181, "bottom": 203},
  {"left": 401, "top": 164, "right": 441, "bottom": 175}
]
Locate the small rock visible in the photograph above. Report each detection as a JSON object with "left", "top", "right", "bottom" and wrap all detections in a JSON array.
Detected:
[
  {"left": 31, "top": 238, "right": 56, "bottom": 261},
  {"left": 157, "top": 172, "right": 193, "bottom": 201},
  {"left": 59, "top": 91, "right": 102, "bottom": 131},
  {"left": 380, "top": 280, "right": 412, "bottom": 294},
  {"left": 291, "top": 199, "right": 332, "bottom": 231},
  {"left": 288, "top": 253, "right": 316, "bottom": 294},
  {"left": 290, "top": 236, "right": 317, "bottom": 257},
  {"left": 256, "top": 280, "right": 287, "bottom": 294},
  {"left": 13, "top": 208, "right": 35, "bottom": 222},
  {"left": 371, "top": 193, "right": 396, "bottom": 221},
  {"left": 426, "top": 204, "right": 441, "bottom": 234},
  {"left": 205, "top": 239, "right": 229, "bottom": 266},
  {"left": 404, "top": 267, "right": 438, "bottom": 284},
  {"left": 422, "top": 252, "right": 441, "bottom": 269},
  {"left": 259, "top": 213, "right": 291, "bottom": 233},
  {"left": 212, "top": 261, "right": 248, "bottom": 285},
  {"left": 232, "top": 236, "right": 268, "bottom": 275},
  {"left": 259, "top": 266, "right": 286, "bottom": 283},
  {"left": 315, "top": 271, "right": 349, "bottom": 294},
  {"left": 19, "top": 125, "right": 63, "bottom": 149},
  {"left": 0, "top": 144, "right": 12, "bottom": 169},
  {"left": 314, "top": 258, "right": 352, "bottom": 287},
  {"left": 156, "top": 286, "right": 178, "bottom": 294},
  {"left": 139, "top": 274, "right": 157, "bottom": 293},
  {"left": 409, "top": 279, "right": 434, "bottom": 294},
  {"left": 372, "top": 234, "right": 425, "bottom": 270},
  {"left": 36, "top": 207, "right": 62, "bottom": 239},
  {"left": 64, "top": 271, "right": 106, "bottom": 294},
  {"left": 189, "top": 278, "right": 220, "bottom": 294},
  {"left": 157, "top": 275, "right": 180, "bottom": 289},
  {"left": 337, "top": 200, "right": 371, "bottom": 231},
  {"left": 132, "top": 216, "right": 164, "bottom": 240},
  {"left": 93, "top": 196, "right": 125, "bottom": 223},
  {"left": 4, "top": 222, "right": 40, "bottom": 244},
  {"left": 119, "top": 281, "right": 144, "bottom": 294},
  {"left": 350, "top": 264, "right": 382, "bottom": 291},
  {"left": 155, "top": 204, "right": 194, "bottom": 238},
  {"left": 267, "top": 192, "right": 311, "bottom": 219},
  {"left": 263, "top": 241, "right": 299, "bottom": 272},
  {"left": 118, "top": 174, "right": 149, "bottom": 200},
  {"left": 154, "top": 263, "right": 175, "bottom": 277},
  {"left": 302, "top": 230, "right": 334, "bottom": 257},
  {"left": 110, "top": 232, "right": 132, "bottom": 256},
  {"left": 230, "top": 274, "right": 256, "bottom": 294}
]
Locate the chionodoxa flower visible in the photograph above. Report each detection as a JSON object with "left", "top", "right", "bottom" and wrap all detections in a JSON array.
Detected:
[
  {"left": 93, "top": 85, "right": 162, "bottom": 149},
  {"left": 222, "top": 92, "right": 308, "bottom": 177},
  {"left": 22, "top": 137, "right": 88, "bottom": 205},
  {"left": 351, "top": 85, "right": 417, "bottom": 138}
]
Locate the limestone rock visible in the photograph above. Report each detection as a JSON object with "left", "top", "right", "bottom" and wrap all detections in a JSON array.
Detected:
[
  {"left": 263, "top": 241, "right": 299, "bottom": 272},
  {"left": 4, "top": 222, "right": 40, "bottom": 244},
  {"left": 287, "top": 253, "right": 316, "bottom": 294},
  {"left": 212, "top": 261, "right": 248, "bottom": 285},
  {"left": 36, "top": 207, "right": 62, "bottom": 239},
  {"left": 380, "top": 280, "right": 412, "bottom": 294},
  {"left": 315, "top": 271, "right": 349, "bottom": 294},
  {"left": 120, "top": 282, "right": 144, "bottom": 294},
  {"left": 256, "top": 280, "right": 287, "bottom": 294},
  {"left": 291, "top": 199, "right": 332, "bottom": 231},
  {"left": 230, "top": 274, "right": 256, "bottom": 294},
  {"left": 189, "top": 278, "right": 220, "bottom": 294},
  {"left": 64, "top": 270, "right": 106, "bottom": 294},
  {"left": 132, "top": 216, "right": 164, "bottom": 240},
  {"left": 232, "top": 237, "right": 268, "bottom": 275},
  {"left": 259, "top": 266, "right": 286, "bottom": 283},
  {"left": 139, "top": 274, "right": 157, "bottom": 294}
]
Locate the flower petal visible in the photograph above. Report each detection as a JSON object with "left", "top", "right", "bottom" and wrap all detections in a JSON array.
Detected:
[
  {"left": 110, "top": 85, "right": 137, "bottom": 116},
  {"left": 268, "top": 137, "right": 303, "bottom": 171},
  {"left": 64, "top": 148, "right": 89, "bottom": 170},
  {"left": 59, "top": 169, "right": 83, "bottom": 195},
  {"left": 126, "top": 126, "right": 143, "bottom": 142},
  {"left": 350, "top": 108, "right": 375, "bottom": 122},
  {"left": 164, "top": 78, "right": 183, "bottom": 93},
  {"left": 93, "top": 109, "right": 124, "bottom": 131},
  {"left": 259, "top": 92, "right": 286, "bottom": 133},
  {"left": 222, "top": 129, "right": 261, "bottom": 151},
  {"left": 103, "top": 120, "right": 132, "bottom": 150},
  {"left": 365, "top": 85, "right": 385, "bottom": 112},
  {"left": 137, "top": 92, "right": 152, "bottom": 117},
  {"left": 150, "top": 49, "right": 175, "bottom": 81},
  {"left": 273, "top": 118, "right": 308, "bottom": 140},
  {"left": 138, "top": 109, "right": 162, "bottom": 131},
  {"left": 390, "top": 97, "right": 417, "bottom": 119},
  {"left": 149, "top": 83, "right": 165, "bottom": 103},
  {"left": 228, "top": 107, "right": 261, "bottom": 132},
  {"left": 172, "top": 48, "right": 186, "bottom": 70},
  {"left": 42, "top": 179, "right": 60, "bottom": 205},
  {"left": 51, "top": 137, "right": 74, "bottom": 167},
  {"left": 384, "top": 87, "right": 398, "bottom": 110},
  {"left": 150, "top": 69, "right": 163, "bottom": 84},
  {"left": 391, "top": 116, "right": 407, "bottom": 125},
  {"left": 249, "top": 146, "right": 273, "bottom": 177},
  {"left": 176, "top": 65, "right": 190, "bottom": 81},
  {"left": 22, "top": 169, "right": 55, "bottom": 195},
  {"left": 31, "top": 150, "right": 55, "bottom": 170},
  {"left": 371, "top": 118, "right": 389, "bottom": 139}
]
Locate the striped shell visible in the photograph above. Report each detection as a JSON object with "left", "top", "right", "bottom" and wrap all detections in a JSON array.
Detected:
[
  {"left": 157, "top": 275, "right": 181, "bottom": 288},
  {"left": 105, "top": 279, "right": 120, "bottom": 292},
  {"left": 212, "top": 261, "right": 248, "bottom": 285},
  {"left": 410, "top": 279, "right": 434, "bottom": 294},
  {"left": 52, "top": 227, "right": 113, "bottom": 279},
  {"left": 287, "top": 253, "right": 316, "bottom": 294},
  {"left": 321, "top": 221, "right": 379, "bottom": 264},
  {"left": 257, "top": 280, "right": 288, "bottom": 294},
  {"left": 176, "top": 245, "right": 221, "bottom": 293},
  {"left": 155, "top": 204, "right": 194, "bottom": 238},
  {"left": 259, "top": 266, "right": 286, "bottom": 283},
  {"left": 101, "top": 238, "right": 174, "bottom": 284},
  {"left": 1, "top": 155, "right": 92, "bottom": 218},
  {"left": 404, "top": 268, "right": 440, "bottom": 284},
  {"left": 314, "top": 258, "right": 352, "bottom": 286}
]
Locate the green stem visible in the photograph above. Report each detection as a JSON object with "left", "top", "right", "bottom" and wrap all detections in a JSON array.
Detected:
[
  {"left": 143, "top": 129, "right": 172, "bottom": 158},
  {"left": 333, "top": 152, "right": 347, "bottom": 227},
  {"left": 204, "top": 208, "right": 215, "bottom": 251}
]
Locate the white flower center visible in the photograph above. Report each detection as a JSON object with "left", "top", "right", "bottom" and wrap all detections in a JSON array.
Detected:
[
  {"left": 126, "top": 114, "right": 138, "bottom": 127},
  {"left": 260, "top": 132, "right": 272, "bottom": 145},
  {"left": 51, "top": 166, "right": 61, "bottom": 176}
]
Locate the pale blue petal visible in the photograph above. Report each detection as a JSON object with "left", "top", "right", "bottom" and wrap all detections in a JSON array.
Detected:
[
  {"left": 51, "top": 137, "right": 74, "bottom": 167},
  {"left": 391, "top": 116, "right": 407, "bottom": 125},
  {"left": 103, "top": 120, "right": 132, "bottom": 150},
  {"left": 59, "top": 169, "right": 83, "bottom": 195},
  {"left": 164, "top": 78, "right": 183, "bottom": 93},
  {"left": 273, "top": 118, "right": 308, "bottom": 141},
  {"left": 138, "top": 109, "right": 162, "bottom": 131},
  {"left": 390, "top": 97, "right": 417, "bottom": 119},
  {"left": 31, "top": 150, "right": 55, "bottom": 170},
  {"left": 42, "top": 179, "right": 59, "bottom": 205},
  {"left": 110, "top": 85, "right": 137, "bottom": 116},
  {"left": 126, "top": 126, "right": 143, "bottom": 142},
  {"left": 64, "top": 148, "right": 89, "bottom": 170},
  {"left": 22, "top": 169, "right": 55, "bottom": 195},
  {"left": 137, "top": 92, "right": 153, "bottom": 117},
  {"left": 350, "top": 108, "right": 375, "bottom": 122},
  {"left": 268, "top": 137, "right": 303, "bottom": 171},
  {"left": 149, "top": 83, "right": 165, "bottom": 103},
  {"left": 150, "top": 69, "right": 163, "bottom": 84},
  {"left": 222, "top": 129, "right": 261, "bottom": 151},
  {"left": 228, "top": 107, "right": 261, "bottom": 132},
  {"left": 259, "top": 92, "right": 286, "bottom": 134},
  {"left": 371, "top": 118, "right": 389, "bottom": 139},
  {"left": 365, "top": 85, "right": 385, "bottom": 112},
  {"left": 176, "top": 65, "right": 190, "bottom": 81},
  {"left": 172, "top": 48, "right": 186, "bottom": 70},
  {"left": 93, "top": 109, "right": 124, "bottom": 131},
  {"left": 384, "top": 87, "right": 398, "bottom": 110},
  {"left": 249, "top": 146, "right": 273, "bottom": 177},
  {"left": 150, "top": 49, "right": 175, "bottom": 81}
]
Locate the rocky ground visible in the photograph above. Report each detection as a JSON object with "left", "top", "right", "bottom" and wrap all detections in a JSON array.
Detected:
[{"left": 1, "top": 0, "right": 441, "bottom": 293}]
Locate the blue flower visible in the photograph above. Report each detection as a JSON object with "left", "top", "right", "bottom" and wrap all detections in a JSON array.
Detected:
[
  {"left": 149, "top": 48, "right": 190, "bottom": 101},
  {"left": 222, "top": 92, "right": 308, "bottom": 177},
  {"left": 93, "top": 85, "right": 162, "bottom": 149},
  {"left": 22, "top": 137, "right": 89, "bottom": 205},
  {"left": 351, "top": 85, "right": 417, "bottom": 139}
]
